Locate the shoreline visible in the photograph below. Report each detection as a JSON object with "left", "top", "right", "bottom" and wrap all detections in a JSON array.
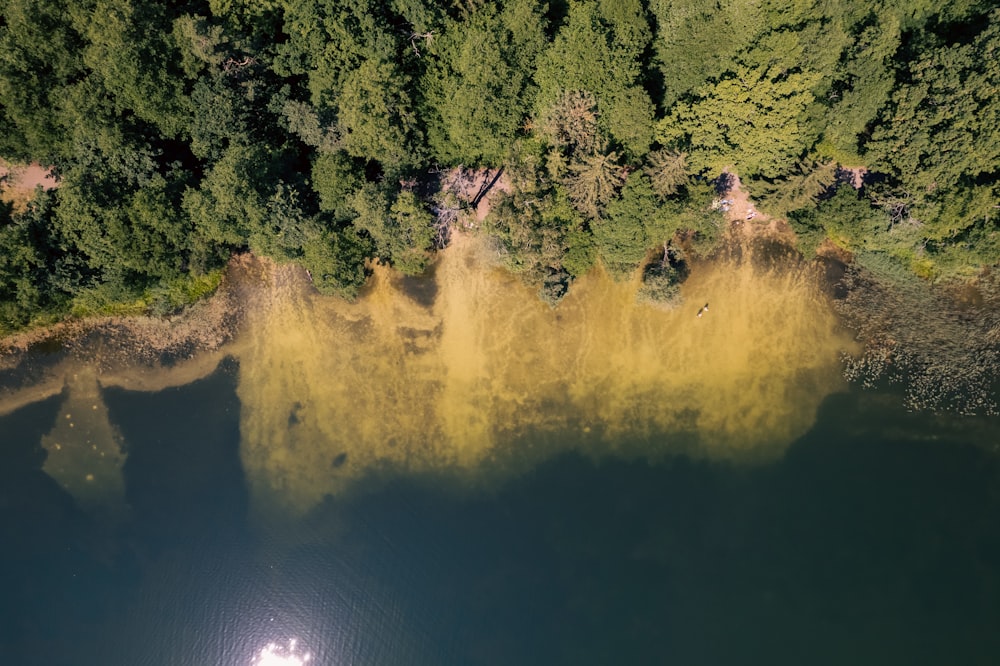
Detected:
[
  {"left": 0, "top": 217, "right": 824, "bottom": 353},
  {"left": 15, "top": 223, "right": 996, "bottom": 514},
  {"left": 0, "top": 254, "right": 260, "bottom": 416},
  {"left": 0, "top": 222, "right": 846, "bottom": 424},
  {"left": 0, "top": 159, "right": 848, "bottom": 383}
]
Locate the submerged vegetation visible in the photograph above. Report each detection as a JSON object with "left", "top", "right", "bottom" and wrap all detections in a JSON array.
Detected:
[
  {"left": 836, "top": 258, "right": 1000, "bottom": 415},
  {"left": 1, "top": 0, "right": 999, "bottom": 410}
]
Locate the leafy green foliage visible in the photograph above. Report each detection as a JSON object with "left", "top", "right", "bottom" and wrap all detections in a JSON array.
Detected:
[
  {"left": 0, "top": 199, "right": 51, "bottom": 332},
  {"left": 77, "top": 0, "right": 191, "bottom": 137},
  {"left": 299, "top": 224, "right": 372, "bottom": 298},
  {"left": 865, "top": 15, "right": 1000, "bottom": 198},
  {"left": 422, "top": 0, "right": 546, "bottom": 165},
  {"left": 281, "top": 100, "right": 340, "bottom": 153},
  {"left": 276, "top": 0, "right": 425, "bottom": 173},
  {"left": 0, "top": 0, "right": 84, "bottom": 158},
  {"left": 534, "top": 0, "right": 655, "bottom": 157},
  {"left": 351, "top": 185, "right": 436, "bottom": 276},
  {"left": 658, "top": 63, "right": 820, "bottom": 178},
  {"left": 337, "top": 59, "right": 423, "bottom": 171},
  {"left": 757, "top": 159, "right": 838, "bottom": 217},
  {"left": 649, "top": 0, "right": 759, "bottom": 109},
  {"left": 813, "top": 14, "right": 902, "bottom": 163},
  {"left": 0, "top": 0, "right": 998, "bottom": 404},
  {"left": 183, "top": 143, "right": 272, "bottom": 249},
  {"left": 482, "top": 147, "right": 591, "bottom": 299},
  {"left": 311, "top": 151, "right": 361, "bottom": 219},
  {"left": 594, "top": 172, "right": 657, "bottom": 278},
  {"left": 637, "top": 256, "right": 685, "bottom": 309},
  {"left": 645, "top": 150, "right": 689, "bottom": 198},
  {"left": 172, "top": 14, "right": 231, "bottom": 78}
]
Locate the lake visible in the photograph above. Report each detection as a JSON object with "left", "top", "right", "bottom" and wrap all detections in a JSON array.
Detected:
[{"left": 1, "top": 236, "right": 998, "bottom": 665}]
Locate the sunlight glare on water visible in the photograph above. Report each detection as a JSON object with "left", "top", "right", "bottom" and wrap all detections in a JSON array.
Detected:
[{"left": 253, "top": 639, "right": 311, "bottom": 665}]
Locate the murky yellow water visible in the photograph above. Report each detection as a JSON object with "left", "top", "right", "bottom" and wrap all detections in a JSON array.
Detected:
[
  {"left": 41, "top": 367, "right": 126, "bottom": 519},
  {"left": 236, "top": 233, "right": 855, "bottom": 514},
  {"left": 5, "top": 232, "right": 855, "bottom": 517}
]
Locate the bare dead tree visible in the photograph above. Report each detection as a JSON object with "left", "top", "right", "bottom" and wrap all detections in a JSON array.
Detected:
[
  {"left": 223, "top": 56, "right": 258, "bottom": 74},
  {"left": 870, "top": 190, "right": 917, "bottom": 230},
  {"left": 409, "top": 32, "right": 434, "bottom": 57}
]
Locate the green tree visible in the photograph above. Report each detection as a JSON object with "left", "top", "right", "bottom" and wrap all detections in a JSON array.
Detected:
[
  {"left": 183, "top": 143, "right": 270, "bottom": 249},
  {"left": 76, "top": 0, "right": 190, "bottom": 137},
  {"left": 649, "top": 0, "right": 762, "bottom": 108},
  {"left": 337, "top": 58, "right": 423, "bottom": 171},
  {"left": 276, "top": 0, "right": 395, "bottom": 103},
  {"left": 660, "top": 180, "right": 726, "bottom": 256},
  {"left": 120, "top": 175, "right": 194, "bottom": 279},
  {"left": 637, "top": 253, "right": 685, "bottom": 309},
  {"left": 422, "top": 0, "right": 546, "bottom": 165},
  {"left": 248, "top": 183, "right": 312, "bottom": 262},
  {"left": 0, "top": 0, "right": 84, "bottom": 158},
  {"left": 657, "top": 63, "right": 820, "bottom": 178},
  {"left": 786, "top": 185, "right": 887, "bottom": 256},
  {"left": 281, "top": 99, "right": 340, "bottom": 153},
  {"left": 813, "top": 14, "right": 902, "bottom": 163},
  {"left": 486, "top": 185, "right": 588, "bottom": 287},
  {"left": 534, "top": 0, "right": 655, "bottom": 157},
  {"left": 593, "top": 171, "right": 656, "bottom": 278},
  {"left": 865, "top": 15, "right": 1000, "bottom": 199},
  {"left": 0, "top": 199, "right": 48, "bottom": 331},
  {"left": 188, "top": 75, "right": 255, "bottom": 161},
  {"left": 858, "top": 13, "right": 1000, "bottom": 275},
  {"left": 300, "top": 223, "right": 372, "bottom": 298},
  {"left": 311, "top": 151, "right": 362, "bottom": 220},
  {"left": 644, "top": 150, "right": 689, "bottom": 198},
  {"left": 276, "top": 0, "right": 424, "bottom": 171},
  {"left": 757, "top": 159, "right": 838, "bottom": 217},
  {"left": 351, "top": 185, "right": 435, "bottom": 276},
  {"left": 172, "top": 14, "right": 231, "bottom": 79}
]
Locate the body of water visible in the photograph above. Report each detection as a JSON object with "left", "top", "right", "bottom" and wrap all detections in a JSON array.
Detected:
[
  {"left": 1, "top": 239, "right": 999, "bottom": 665},
  {"left": 2, "top": 361, "right": 1000, "bottom": 665}
]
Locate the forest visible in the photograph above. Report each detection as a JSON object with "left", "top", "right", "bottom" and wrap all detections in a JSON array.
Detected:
[{"left": 1, "top": 0, "right": 999, "bottom": 409}]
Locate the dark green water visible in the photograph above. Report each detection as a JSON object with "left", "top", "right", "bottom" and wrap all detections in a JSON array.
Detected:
[{"left": 2, "top": 359, "right": 1000, "bottom": 665}]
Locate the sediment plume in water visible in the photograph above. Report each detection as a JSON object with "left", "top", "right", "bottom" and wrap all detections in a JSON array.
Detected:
[
  {"left": 41, "top": 367, "right": 127, "bottom": 519},
  {"left": 1, "top": 232, "right": 856, "bottom": 518},
  {"left": 237, "top": 233, "right": 855, "bottom": 514}
]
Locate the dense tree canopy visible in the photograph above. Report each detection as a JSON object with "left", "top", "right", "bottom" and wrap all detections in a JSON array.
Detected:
[
  {"left": 657, "top": 63, "right": 820, "bottom": 178},
  {"left": 0, "top": 0, "right": 999, "bottom": 337},
  {"left": 422, "top": 0, "right": 545, "bottom": 165},
  {"left": 534, "top": 0, "right": 655, "bottom": 158}
]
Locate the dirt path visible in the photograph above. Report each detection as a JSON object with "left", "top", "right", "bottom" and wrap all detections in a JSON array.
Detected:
[
  {"left": 0, "top": 158, "right": 58, "bottom": 212},
  {"left": 840, "top": 166, "right": 867, "bottom": 190},
  {"left": 721, "top": 171, "right": 767, "bottom": 225},
  {"left": 719, "top": 170, "right": 797, "bottom": 243},
  {"left": 437, "top": 166, "right": 512, "bottom": 229}
]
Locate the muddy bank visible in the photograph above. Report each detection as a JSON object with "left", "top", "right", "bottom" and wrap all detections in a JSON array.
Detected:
[
  {"left": 1, "top": 231, "right": 858, "bottom": 518},
  {"left": 0, "top": 254, "right": 263, "bottom": 415}
]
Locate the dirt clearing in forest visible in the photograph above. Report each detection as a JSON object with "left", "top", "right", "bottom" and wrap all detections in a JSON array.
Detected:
[
  {"left": 0, "top": 159, "right": 59, "bottom": 212},
  {"left": 718, "top": 170, "right": 797, "bottom": 244},
  {"left": 437, "top": 166, "right": 512, "bottom": 228}
]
